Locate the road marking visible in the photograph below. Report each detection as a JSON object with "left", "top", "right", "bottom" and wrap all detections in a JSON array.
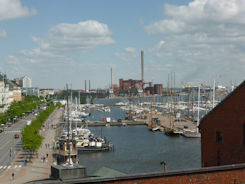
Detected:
[
  {"left": 4, "top": 130, "right": 21, "bottom": 133},
  {"left": 0, "top": 165, "right": 22, "bottom": 170},
  {"left": 0, "top": 139, "right": 12, "bottom": 150}
]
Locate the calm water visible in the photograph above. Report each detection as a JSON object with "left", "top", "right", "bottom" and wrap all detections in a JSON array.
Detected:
[
  {"left": 78, "top": 126, "right": 201, "bottom": 175},
  {"left": 86, "top": 108, "right": 125, "bottom": 122}
]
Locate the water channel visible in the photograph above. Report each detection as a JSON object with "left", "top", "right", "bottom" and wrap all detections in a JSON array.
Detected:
[{"left": 78, "top": 125, "right": 201, "bottom": 175}]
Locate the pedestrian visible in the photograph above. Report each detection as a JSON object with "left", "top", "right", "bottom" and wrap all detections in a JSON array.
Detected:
[
  {"left": 43, "top": 156, "right": 46, "bottom": 163},
  {"left": 41, "top": 156, "right": 43, "bottom": 163},
  {"left": 45, "top": 143, "right": 47, "bottom": 148},
  {"left": 12, "top": 172, "right": 14, "bottom": 180}
]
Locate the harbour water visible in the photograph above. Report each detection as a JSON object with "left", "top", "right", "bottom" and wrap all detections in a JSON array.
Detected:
[
  {"left": 77, "top": 96, "right": 202, "bottom": 175},
  {"left": 78, "top": 126, "right": 201, "bottom": 175}
]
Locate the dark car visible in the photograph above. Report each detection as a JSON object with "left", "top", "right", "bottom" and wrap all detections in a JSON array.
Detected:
[{"left": 14, "top": 134, "right": 20, "bottom": 139}]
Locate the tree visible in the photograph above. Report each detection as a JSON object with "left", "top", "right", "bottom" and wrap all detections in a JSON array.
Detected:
[{"left": 80, "top": 96, "right": 87, "bottom": 104}]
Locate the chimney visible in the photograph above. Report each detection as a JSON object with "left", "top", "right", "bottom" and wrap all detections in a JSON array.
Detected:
[
  {"left": 89, "top": 80, "right": 91, "bottom": 91},
  {"left": 111, "top": 67, "right": 113, "bottom": 89},
  {"left": 141, "top": 51, "right": 144, "bottom": 84},
  {"left": 85, "top": 80, "right": 87, "bottom": 92}
]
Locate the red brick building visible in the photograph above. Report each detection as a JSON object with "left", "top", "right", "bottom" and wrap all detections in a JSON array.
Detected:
[
  {"left": 154, "top": 84, "right": 163, "bottom": 95},
  {"left": 200, "top": 81, "right": 245, "bottom": 167},
  {"left": 119, "top": 79, "right": 143, "bottom": 90}
]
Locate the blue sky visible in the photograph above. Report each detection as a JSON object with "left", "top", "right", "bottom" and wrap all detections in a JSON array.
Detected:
[{"left": 0, "top": 0, "right": 245, "bottom": 89}]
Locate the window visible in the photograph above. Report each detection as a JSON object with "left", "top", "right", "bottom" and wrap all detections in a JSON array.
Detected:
[{"left": 216, "top": 131, "right": 222, "bottom": 144}]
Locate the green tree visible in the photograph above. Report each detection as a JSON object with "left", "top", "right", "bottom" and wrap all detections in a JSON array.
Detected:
[{"left": 80, "top": 96, "right": 87, "bottom": 104}]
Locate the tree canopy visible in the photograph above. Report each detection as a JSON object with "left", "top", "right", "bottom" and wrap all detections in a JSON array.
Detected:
[{"left": 21, "top": 104, "right": 57, "bottom": 150}]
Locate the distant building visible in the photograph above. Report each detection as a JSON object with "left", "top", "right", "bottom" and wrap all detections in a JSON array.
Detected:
[
  {"left": 200, "top": 80, "right": 245, "bottom": 167},
  {"left": 22, "top": 87, "right": 39, "bottom": 97},
  {"left": 113, "top": 84, "right": 119, "bottom": 96},
  {"left": 16, "top": 76, "right": 32, "bottom": 88},
  {"left": 119, "top": 79, "right": 143, "bottom": 90},
  {"left": 145, "top": 87, "right": 154, "bottom": 95},
  {"left": 154, "top": 84, "right": 163, "bottom": 95},
  {"left": 12, "top": 87, "right": 22, "bottom": 102},
  {"left": 5, "top": 79, "right": 22, "bottom": 102},
  {"left": 0, "top": 80, "right": 9, "bottom": 113},
  {"left": 40, "top": 89, "right": 55, "bottom": 98}
]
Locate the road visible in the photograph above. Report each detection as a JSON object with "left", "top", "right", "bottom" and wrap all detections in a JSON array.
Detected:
[{"left": 0, "top": 113, "right": 36, "bottom": 175}]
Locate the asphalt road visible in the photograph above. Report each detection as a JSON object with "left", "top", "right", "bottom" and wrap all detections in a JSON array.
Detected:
[{"left": 0, "top": 113, "right": 36, "bottom": 175}]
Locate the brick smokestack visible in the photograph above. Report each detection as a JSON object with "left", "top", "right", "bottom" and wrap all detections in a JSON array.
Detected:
[
  {"left": 85, "top": 80, "right": 87, "bottom": 92},
  {"left": 141, "top": 51, "right": 144, "bottom": 84},
  {"left": 89, "top": 80, "right": 91, "bottom": 91}
]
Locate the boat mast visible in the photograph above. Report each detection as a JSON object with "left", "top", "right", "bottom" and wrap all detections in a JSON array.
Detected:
[
  {"left": 212, "top": 79, "right": 215, "bottom": 108},
  {"left": 78, "top": 91, "right": 80, "bottom": 110},
  {"left": 75, "top": 97, "right": 78, "bottom": 133},
  {"left": 66, "top": 84, "right": 72, "bottom": 165},
  {"left": 197, "top": 85, "right": 200, "bottom": 133},
  {"left": 141, "top": 50, "right": 145, "bottom": 112}
]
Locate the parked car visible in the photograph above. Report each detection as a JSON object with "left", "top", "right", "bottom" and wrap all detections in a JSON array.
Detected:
[{"left": 14, "top": 134, "right": 20, "bottom": 139}]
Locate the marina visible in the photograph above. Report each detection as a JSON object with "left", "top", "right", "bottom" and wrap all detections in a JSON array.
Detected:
[{"left": 78, "top": 126, "right": 201, "bottom": 175}]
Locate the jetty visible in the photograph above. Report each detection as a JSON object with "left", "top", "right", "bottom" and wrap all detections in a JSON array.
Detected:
[{"left": 60, "top": 120, "right": 147, "bottom": 127}]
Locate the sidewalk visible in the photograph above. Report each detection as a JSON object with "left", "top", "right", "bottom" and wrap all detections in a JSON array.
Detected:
[{"left": 0, "top": 108, "right": 62, "bottom": 184}]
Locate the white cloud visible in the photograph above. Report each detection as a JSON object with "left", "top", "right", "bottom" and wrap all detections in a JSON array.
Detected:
[
  {"left": 31, "top": 20, "right": 114, "bottom": 54},
  {"left": 145, "top": 0, "right": 245, "bottom": 85},
  {"left": 0, "top": 29, "right": 6, "bottom": 37},
  {"left": 0, "top": 0, "right": 37, "bottom": 21},
  {"left": 5, "top": 20, "right": 115, "bottom": 66},
  {"left": 3, "top": 20, "right": 115, "bottom": 88}
]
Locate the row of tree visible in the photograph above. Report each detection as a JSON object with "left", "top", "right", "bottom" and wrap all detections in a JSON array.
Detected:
[
  {"left": 21, "top": 103, "right": 59, "bottom": 151},
  {"left": 0, "top": 96, "right": 44, "bottom": 125}
]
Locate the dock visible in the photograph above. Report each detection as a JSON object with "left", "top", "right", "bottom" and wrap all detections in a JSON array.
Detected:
[{"left": 59, "top": 120, "right": 147, "bottom": 127}]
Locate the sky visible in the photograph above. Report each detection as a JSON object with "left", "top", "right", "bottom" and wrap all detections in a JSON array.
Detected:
[{"left": 0, "top": 0, "right": 245, "bottom": 89}]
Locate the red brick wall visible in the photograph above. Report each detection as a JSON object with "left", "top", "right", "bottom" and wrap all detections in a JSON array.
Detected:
[
  {"left": 201, "top": 81, "right": 245, "bottom": 167},
  {"left": 78, "top": 164, "right": 245, "bottom": 184},
  {"left": 104, "top": 170, "right": 244, "bottom": 184}
]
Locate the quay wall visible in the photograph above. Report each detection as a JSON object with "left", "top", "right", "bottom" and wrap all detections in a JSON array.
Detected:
[
  {"left": 60, "top": 121, "right": 147, "bottom": 126},
  {"left": 74, "top": 163, "right": 245, "bottom": 184}
]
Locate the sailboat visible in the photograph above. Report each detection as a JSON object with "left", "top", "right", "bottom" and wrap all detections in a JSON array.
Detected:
[
  {"left": 53, "top": 84, "right": 78, "bottom": 165},
  {"left": 165, "top": 74, "right": 183, "bottom": 136},
  {"left": 182, "top": 85, "right": 201, "bottom": 138},
  {"left": 147, "top": 93, "right": 160, "bottom": 131}
]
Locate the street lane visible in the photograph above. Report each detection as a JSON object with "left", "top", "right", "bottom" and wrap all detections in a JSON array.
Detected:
[{"left": 0, "top": 114, "right": 35, "bottom": 175}]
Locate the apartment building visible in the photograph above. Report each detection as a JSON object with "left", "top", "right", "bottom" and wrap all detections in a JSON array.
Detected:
[
  {"left": 0, "top": 80, "right": 9, "bottom": 113},
  {"left": 15, "top": 76, "right": 32, "bottom": 88}
]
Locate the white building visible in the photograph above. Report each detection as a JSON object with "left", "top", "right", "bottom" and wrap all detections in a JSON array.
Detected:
[
  {"left": 22, "top": 87, "right": 40, "bottom": 97},
  {"left": 8, "top": 90, "right": 14, "bottom": 105},
  {"left": 0, "top": 80, "right": 9, "bottom": 113},
  {"left": 18, "top": 76, "right": 32, "bottom": 88}
]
